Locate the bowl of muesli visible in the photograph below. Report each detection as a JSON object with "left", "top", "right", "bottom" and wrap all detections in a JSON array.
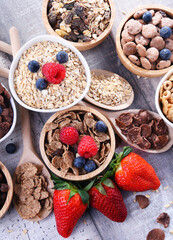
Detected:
[
  {"left": 9, "top": 35, "right": 91, "bottom": 113},
  {"left": 42, "top": 0, "right": 115, "bottom": 51},
  {"left": 40, "top": 105, "right": 116, "bottom": 181}
]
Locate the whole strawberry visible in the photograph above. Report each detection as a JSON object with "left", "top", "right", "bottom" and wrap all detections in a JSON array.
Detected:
[
  {"left": 106, "top": 147, "right": 160, "bottom": 192},
  {"left": 89, "top": 178, "right": 127, "bottom": 222},
  {"left": 51, "top": 175, "right": 89, "bottom": 238}
]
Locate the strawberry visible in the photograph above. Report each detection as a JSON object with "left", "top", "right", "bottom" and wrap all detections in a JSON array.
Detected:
[
  {"left": 89, "top": 178, "right": 127, "bottom": 222},
  {"left": 104, "top": 147, "right": 161, "bottom": 192},
  {"left": 51, "top": 175, "right": 90, "bottom": 238}
]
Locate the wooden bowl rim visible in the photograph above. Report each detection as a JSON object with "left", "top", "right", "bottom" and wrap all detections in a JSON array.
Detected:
[
  {"left": 84, "top": 69, "right": 134, "bottom": 110},
  {"left": 40, "top": 105, "right": 116, "bottom": 181},
  {"left": 113, "top": 109, "right": 173, "bottom": 153},
  {"left": 42, "top": 0, "right": 116, "bottom": 51},
  {"left": 115, "top": 4, "right": 173, "bottom": 78},
  {"left": 0, "top": 161, "right": 13, "bottom": 219}
]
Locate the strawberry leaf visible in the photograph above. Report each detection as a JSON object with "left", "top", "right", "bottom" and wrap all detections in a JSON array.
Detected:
[
  {"left": 67, "top": 189, "right": 77, "bottom": 204},
  {"left": 96, "top": 182, "right": 107, "bottom": 195},
  {"left": 78, "top": 190, "right": 90, "bottom": 205},
  {"left": 83, "top": 179, "right": 96, "bottom": 192},
  {"left": 102, "top": 178, "right": 114, "bottom": 188}
]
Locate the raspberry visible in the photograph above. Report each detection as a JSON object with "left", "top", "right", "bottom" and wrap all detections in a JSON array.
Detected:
[
  {"left": 60, "top": 127, "right": 79, "bottom": 145},
  {"left": 42, "top": 63, "right": 66, "bottom": 84},
  {"left": 78, "top": 136, "right": 98, "bottom": 158}
]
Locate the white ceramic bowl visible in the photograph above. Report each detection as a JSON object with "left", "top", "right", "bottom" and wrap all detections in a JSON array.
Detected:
[
  {"left": 155, "top": 68, "right": 173, "bottom": 128},
  {"left": 9, "top": 35, "right": 91, "bottom": 113},
  {"left": 0, "top": 84, "right": 17, "bottom": 143}
]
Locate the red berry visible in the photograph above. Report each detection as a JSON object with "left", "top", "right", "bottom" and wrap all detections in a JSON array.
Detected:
[
  {"left": 78, "top": 136, "right": 98, "bottom": 158},
  {"left": 42, "top": 62, "right": 66, "bottom": 84},
  {"left": 60, "top": 127, "right": 79, "bottom": 145}
]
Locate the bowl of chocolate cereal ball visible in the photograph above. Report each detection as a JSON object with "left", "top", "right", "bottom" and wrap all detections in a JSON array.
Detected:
[
  {"left": 155, "top": 68, "right": 173, "bottom": 127},
  {"left": 0, "top": 161, "right": 13, "bottom": 219},
  {"left": 9, "top": 35, "right": 91, "bottom": 113},
  {"left": 40, "top": 105, "right": 116, "bottom": 181},
  {"left": 42, "top": 0, "right": 115, "bottom": 51},
  {"left": 0, "top": 83, "right": 17, "bottom": 143},
  {"left": 116, "top": 5, "right": 173, "bottom": 78}
]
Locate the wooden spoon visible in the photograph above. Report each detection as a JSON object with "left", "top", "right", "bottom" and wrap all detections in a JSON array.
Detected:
[
  {"left": 84, "top": 69, "right": 134, "bottom": 110},
  {"left": 79, "top": 101, "right": 173, "bottom": 153},
  {"left": 10, "top": 27, "right": 54, "bottom": 221}
]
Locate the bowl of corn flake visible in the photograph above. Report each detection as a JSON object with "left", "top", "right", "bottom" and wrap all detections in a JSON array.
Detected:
[{"left": 155, "top": 67, "right": 173, "bottom": 127}]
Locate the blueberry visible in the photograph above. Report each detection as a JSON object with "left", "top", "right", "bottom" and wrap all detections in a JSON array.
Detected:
[
  {"left": 160, "top": 26, "right": 172, "bottom": 39},
  {"left": 142, "top": 11, "right": 152, "bottom": 23},
  {"left": 84, "top": 160, "right": 97, "bottom": 173},
  {"left": 96, "top": 120, "right": 108, "bottom": 132},
  {"left": 73, "top": 157, "right": 86, "bottom": 169},
  {"left": 0, "top": 106, "right": 2, "bottom": 115},
  {"left": 6, "top": 143, "right": 17, "bottom": 154},
  {"left": 56, "top": 51, "right": 68, "bottom": 63},
  {"left": 36, "top": 78, "right": 48, "bottom": 90},
  {"left": 28, "top": 60, "right": 40, "bottom": 72},
  {"left": 160, "top": 49, "right": 171, "bottom": 60}
]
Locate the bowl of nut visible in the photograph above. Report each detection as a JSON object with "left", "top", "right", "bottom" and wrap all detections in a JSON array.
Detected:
[
  {"left": 115, "top": 5, "right": 173, "bottom": 78},
  {"left": 0, "top": 83, "right": 17, "bottom": 143},
  {"left": 40, "top": 105, "right": 116, "bottom": 181},
  {"left": 42, "top": 0, "right": 115, "bottom": 51},
  {"left": 9, "top": 35, "right": 91, "bottom": 113},
  {"left": 155, "top": 68, "right": 173, "bottom": 128},
  {"left": 0, "top": 161, "right": 13, "bottom": 219}
]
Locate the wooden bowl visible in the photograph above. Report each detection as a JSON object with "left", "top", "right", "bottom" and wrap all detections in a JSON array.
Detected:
[
  {"left": 115, "top": 4, "right": 173, "bottom": 78},
  {"left": 0, "top": 161, "right": 13, "bottom": 219},
  {"left": 42, "top": 0, "right": 115, "bottom": 51},
  {"left": 40, "top": 105, "right": 116, "bottom": 181}
]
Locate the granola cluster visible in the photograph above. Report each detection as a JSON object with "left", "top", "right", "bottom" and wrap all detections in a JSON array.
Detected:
[
  {"left": 13, "top": 41, "right": 87, "bottom": 109},
  {"left": 47, "top": 0, "right": 111, "bottom": 42},
  {"left": 44, "top": 110, "right": 111, "bottom": 177},
  {"left": 88, "top": 73, "right": 132, "bottom": 106},
  {"left": 14, "top": 163, "right": 53, "bottom": 219}
]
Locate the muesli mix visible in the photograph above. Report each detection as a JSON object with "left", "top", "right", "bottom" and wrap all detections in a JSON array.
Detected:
[
  {"left": 14, "top": 41, "right": 87, "bottom": 109},
  {"left": 115, "top": 109, "right": 169, "bottom": 150},
  {"left": 47, "top": 0, "right": 111, "bottom": 42},
  {"left": 121, "top": 8, "right": 173, "bottom": 69},
  {"left": 159, "top": 74, "right": 173, "bottom": 122},
  {"left": 44, "top": 110, "right": 111, "bottom": 177},
  {"left": 0, "top": 83, "right": 13, "bottom": 139},
  {"left": 14, "top": 163, "right": 53, "bottom": 219},
  {"left": 88, "top": 72, "right": 132, "bottom": 106}
]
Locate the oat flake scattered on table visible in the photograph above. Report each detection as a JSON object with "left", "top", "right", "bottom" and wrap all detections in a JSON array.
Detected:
[{"left": 14, "top": 41, "right": 87, "bottom": 109}]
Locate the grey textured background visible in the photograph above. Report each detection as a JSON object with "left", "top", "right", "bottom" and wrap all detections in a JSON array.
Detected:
[{"left": 0, "top": 0, "right": 173, "bottom": 239}]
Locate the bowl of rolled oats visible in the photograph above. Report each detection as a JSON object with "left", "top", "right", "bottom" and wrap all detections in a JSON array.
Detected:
[
  {"left": 155, "top": 67, "right": 173, "bottom": 127},
  {"left": 40, "top": 105, "right": 116, "bottom": 181},
  {"left": 42, "top": 0, "right": 115, "bottom": 51},
  {"left": 9, "top": 35, "right": 91, "bottom": 113}
]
